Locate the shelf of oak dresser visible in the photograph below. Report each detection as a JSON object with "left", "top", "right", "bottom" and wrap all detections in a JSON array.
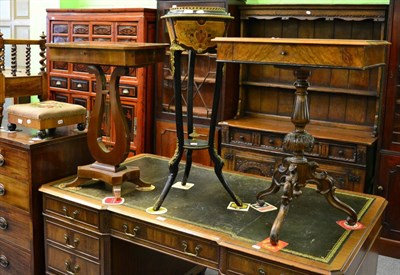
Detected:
[
  {"left": 242, "top": 81, "right": 379, "bottom": 97},
  {"left": 220, "top": 115, "right": 377, "bottom": 146}
]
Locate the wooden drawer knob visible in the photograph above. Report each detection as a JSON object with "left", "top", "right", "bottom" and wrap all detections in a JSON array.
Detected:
[
  {"left": 0, "top": 217, "right": 8, "bottom": 230},
  {"left": 0, "top": 184, "right": 5, "bottom": 196},
  {"left": 0, "top": 255, "right": 9, "bottom": 268},
  {"left": 0, "top": 153, "right": 4, "bottom": 166}
]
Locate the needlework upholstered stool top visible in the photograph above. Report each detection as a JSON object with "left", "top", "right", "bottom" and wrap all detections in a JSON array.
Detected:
[{"left": 7, "top": 100, "right": 86, "bottom": 138}]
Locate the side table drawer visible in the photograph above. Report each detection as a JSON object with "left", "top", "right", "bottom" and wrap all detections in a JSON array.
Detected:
[
  {"left": 43, "top": 195, "right": 103, "bottom": 231},
  {"left": 46, "top": 244, "right": 100, "bottom": 275},
  {"left": 0, "top": 144, "right": 29, "bottom": 181},
  {"left": 111, "top": 213, "right": 219, "bottom": 268},
  {"left": 0, "top": 174, "right": 29, "bottom": 210},
  {"left": 45, "top": 218, "right": 101, "bottom": 260},
  {"left": 0, "top": 202, "right": 32, "bottom": 250},
  {"left": 225, "top": 251, "right": 308, "bottom": 275},
  {"left": 0, "top": 239, "right": 31, "bottom": 275}
]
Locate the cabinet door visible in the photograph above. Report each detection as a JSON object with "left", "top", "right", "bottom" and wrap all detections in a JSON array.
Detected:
[
  {"left": 381, "top": 0, "right": 400, "bottom": 151},
  {"left": 376, "top": 151, "right": 400, "bottom": 257}
]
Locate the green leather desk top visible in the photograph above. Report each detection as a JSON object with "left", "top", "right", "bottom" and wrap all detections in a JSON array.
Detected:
[{"left": 49, "top": 154, "right": 379, "bottom": 264}]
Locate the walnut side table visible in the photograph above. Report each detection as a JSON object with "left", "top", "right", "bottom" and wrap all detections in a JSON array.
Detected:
[
  {"left": 47, "top": 41, "right": 167, "bottom": 197},
  {"left": 213, "top": 37, "right": 389, "bottom": 245}
]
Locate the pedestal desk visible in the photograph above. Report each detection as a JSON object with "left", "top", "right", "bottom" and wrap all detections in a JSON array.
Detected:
[{"left": 40, "top": 154, "right": 386, "bottom": 275}]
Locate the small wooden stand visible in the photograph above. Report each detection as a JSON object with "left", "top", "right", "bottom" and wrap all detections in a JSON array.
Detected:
[
  {"left": 213, "top": 37, "right": 389, "bottom": 245},
  {"left": 47, "top": 42, "right": 167, "bottom": 197}
]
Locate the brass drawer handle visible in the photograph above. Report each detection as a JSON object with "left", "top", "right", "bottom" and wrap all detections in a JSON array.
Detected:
[
  {"left": 0, "top": 153, "right": 4, "bottom": 166},
  {"left": 0, "top": 184, "right": 5, "bottom": 196},
  {"left": 0, "top": 255, "right": 9, "bottom": 268},
  {"left": 258, "top": 268, "right": 266, "bottom": 275},
  {"left": 62, "top": 206, "right": 79, "bottom": 220},
  {"left": 0, "top": 217, "right": 8, "bottom": 230},
  {"left": 181, "top": 241, "right": 201, "bottom": 257},
  {"left": 65, "top": 260, "right": 80, "bottom": 274},
  {"left": 123, "top": 224, "right": 140, "bottom": 238},
  {"left": 64, "top": 233, "right": 80, "bottom": 249}
]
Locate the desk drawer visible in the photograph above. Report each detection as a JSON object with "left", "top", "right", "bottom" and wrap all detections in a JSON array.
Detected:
[
  {"left": 0, "top": 144, "right": 29, "bottom": 181},
  {"left": 0, "top": 239, "right": 31, "bottom": 275},
  {"left": 43, "top": 196, "right": 104, "bottom": 231},
  {"left": 226, "top": 251, "right": 308, "bottom": 275},
  {"left": 111, "top": 214, "right": 219, "bottom": 268},
  {"left": 46, "top": 244, "right": 100, "bottom": 275},
  {"left": 0, "top": 174, "right": 29, "bottom": 211},
  {"left": 0, "top": 202, "right": 32, "bottom": 250},
  {"left": 45, "top": 218, "right": 101, "bottom": 260}
]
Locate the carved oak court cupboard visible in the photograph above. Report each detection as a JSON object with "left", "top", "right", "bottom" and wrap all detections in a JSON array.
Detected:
[
  {"left": 46, "top": 9, "right": 156, "bottom": 155},
  {"left": 0, "top": 127, "right": 92, "bottom": 275},
  {"left": 220, "top": 5, "right": 388, "bottom": 193}
]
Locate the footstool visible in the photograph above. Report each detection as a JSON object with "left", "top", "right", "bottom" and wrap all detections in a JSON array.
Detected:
[{"left": 7, "top": 100, "right": 87, "bottom": 138}]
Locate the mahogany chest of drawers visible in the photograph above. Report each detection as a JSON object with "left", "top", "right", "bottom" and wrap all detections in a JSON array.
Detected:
[{"left": 0, "top": 126, "right": 92, "bottom": 274}]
